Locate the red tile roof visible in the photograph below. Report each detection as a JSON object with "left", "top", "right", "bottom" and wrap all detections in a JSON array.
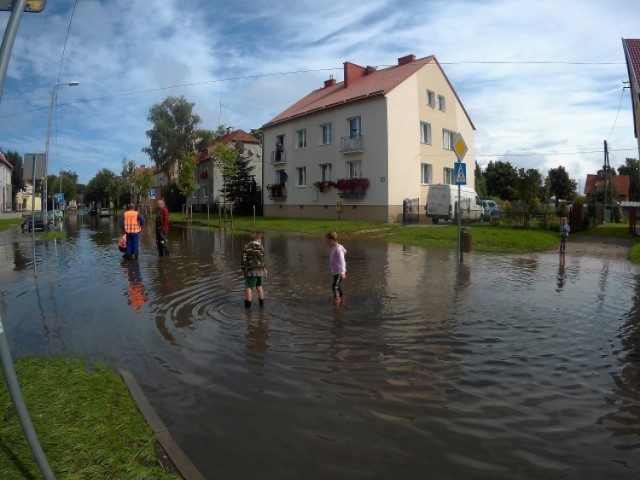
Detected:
[
  {"left": 197, "top": 129, "right": 260, "bottom": 163},
  {"left": 262, "top": 54, "right": 474, "bottom": 129},
  {"left": 584, "top": 173, "right": 629, "bottom": 200},
  {"left": 622, "top": 38, "right": 640, "bottom": 138},
  {"left": 0, "top": 152, "right": 12, "bottom": 170}
]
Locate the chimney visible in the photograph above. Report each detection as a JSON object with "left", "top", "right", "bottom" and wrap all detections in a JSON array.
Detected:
[
  {"left": 227, "top": 127, "right": 233, "bottom": 134},
  {"left": 324, "top": 75, "right": 336, "bottom": 88},
  {"left": 397, "top": 54, "right": 416, "bottom": 66},
  {"left": 343, "top": 62, "right": 366, "bottom": 88},
  {"left": 364, "top": 65, "right": 376, "bottom": 75}
]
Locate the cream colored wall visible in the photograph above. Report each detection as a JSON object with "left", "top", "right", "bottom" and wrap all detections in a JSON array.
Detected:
[
  {"left": 263, "top": 97, "right": 389, "bottom": 208},
  {"left": 386, "top": 63, "right": 475, "bottom": 210},
  {"left": 262, "top": 61, "right": 475, "bottom": 223}
]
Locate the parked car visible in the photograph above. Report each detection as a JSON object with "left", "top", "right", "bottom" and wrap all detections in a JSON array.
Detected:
[
  {"left": 481, "top": 199, "right": 502, "bottom": 221},
  {"left": 425, "top": 184, "right": 484, "bottom": 224},
  {"left": 21, "top": 212, "right": 54, "bottom": 232},
  {"left": 99, "top": 207, "right": 110, "bottom": 217}
]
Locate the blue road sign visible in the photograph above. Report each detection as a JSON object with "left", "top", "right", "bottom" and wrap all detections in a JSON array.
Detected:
[{"left": 454, "top": 162, "right": 467, "bottom": 186}]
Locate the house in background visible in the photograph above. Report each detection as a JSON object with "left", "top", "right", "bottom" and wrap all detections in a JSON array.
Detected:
[
  {"left": 194, "top": 128, "right": 262, "bottom": 210},
  {"left": 584, "top": 172, "right": 630, "bottom": 201},
  {"left": 623, "top": 38, "right": 640, "bottom": 164},
  {"left": 15, "top": 180, "right": 41, "bottom": 212},
  {"left": 0, "top": 152, "right": 12, "bottom": 211},
  {"left": 261, "top": 54, "right": 475, "bottom": 222}
]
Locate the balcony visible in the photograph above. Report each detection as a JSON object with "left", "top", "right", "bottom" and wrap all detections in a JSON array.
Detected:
[
  {"left": 340, "top": 136, "right": 364, "bottom": 154},
  {"left": 270, "top": 149, "right": 287, "bottom": 164},
  {"left": 266, "top": 183, "right": 287, "bottom": 200}
]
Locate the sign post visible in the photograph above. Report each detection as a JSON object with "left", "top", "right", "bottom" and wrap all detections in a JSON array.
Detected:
[{"left": 453, "top": 133, "right": 468, "bottom": 262}]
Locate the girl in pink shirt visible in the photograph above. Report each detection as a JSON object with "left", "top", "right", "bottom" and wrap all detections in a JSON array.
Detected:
[{"left": 326, "top": 230, "right": 347, "bottom": 308}]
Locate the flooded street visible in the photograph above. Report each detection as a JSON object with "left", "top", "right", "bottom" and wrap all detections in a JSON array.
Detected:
[{"left": 1, "top": 213, "right": 639, "bottom": 479}]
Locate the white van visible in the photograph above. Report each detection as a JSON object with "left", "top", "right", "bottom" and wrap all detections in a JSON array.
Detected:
[{"left": 425, "top": 184, "right": 484, "bottom": 224}]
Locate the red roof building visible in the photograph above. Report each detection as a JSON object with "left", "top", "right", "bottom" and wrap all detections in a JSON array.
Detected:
[
  {"left": 584, "top": 173, "right": 629, "bottom": 201},
  {"left": 622, "top": 38, "right": 640, "bottom": 159}
]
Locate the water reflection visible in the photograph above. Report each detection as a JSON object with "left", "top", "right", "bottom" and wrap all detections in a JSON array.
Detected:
[{"left": 1, "top": 217, "right": 639, "bottom": 478}]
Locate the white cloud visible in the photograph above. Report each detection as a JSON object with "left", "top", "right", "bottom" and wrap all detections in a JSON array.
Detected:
[{"left": 0, "top": 0, "right": 639, "bottom": 189}]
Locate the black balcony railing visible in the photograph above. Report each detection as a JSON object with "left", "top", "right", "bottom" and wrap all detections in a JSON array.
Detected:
[{"left": 271, "top": 149, "right": 287, "bottom": 163}]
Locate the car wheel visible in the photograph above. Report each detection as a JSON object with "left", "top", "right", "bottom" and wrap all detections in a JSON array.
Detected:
[{"left": 431, "top": 217, "right": 439, "bottom": 224}]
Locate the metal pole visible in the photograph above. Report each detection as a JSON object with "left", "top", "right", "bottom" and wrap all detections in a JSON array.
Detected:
[
  {"left": 0, "top": 0, "right": 27, "bottom": 103},
  {"left": 0, "top": 316, "right": 55, "bottom": 479},
  {"left": 42, "top": 85, "right": 57, "bottom": 231}
]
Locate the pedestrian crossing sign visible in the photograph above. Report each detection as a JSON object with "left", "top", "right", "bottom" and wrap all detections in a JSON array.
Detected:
[{"left": 454, "top": 162, "right": 467, "bottom": 185}]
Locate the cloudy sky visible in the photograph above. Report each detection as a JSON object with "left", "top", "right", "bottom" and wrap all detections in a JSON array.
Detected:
[{"left": 0, "top": 0, "right": 639, "bottom": 191}]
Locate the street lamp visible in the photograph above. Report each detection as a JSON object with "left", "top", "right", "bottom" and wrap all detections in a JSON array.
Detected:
[{"left": 43, "top": 80, "right": 78, "bottom": 230}]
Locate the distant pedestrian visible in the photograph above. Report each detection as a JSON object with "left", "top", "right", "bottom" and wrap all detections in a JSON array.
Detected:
[
  {"left": 155, "top": 199, "right": 170, "bottom": 256},
  {"left": 119, "top": 203, "right": 145, "bottom": 260},
  {"left": 326, "top": 230, "right": 347, "bottom": 309},
  {"left": 559, "top": 216, "right": 570, "bottom": 253},
  {"left": 241, "top": 231, "right": 267, "bottom": 308}
]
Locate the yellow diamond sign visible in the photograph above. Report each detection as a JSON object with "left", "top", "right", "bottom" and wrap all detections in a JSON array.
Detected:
[{"left": 452, "top": 133, "right": 467, "bottom": 162}]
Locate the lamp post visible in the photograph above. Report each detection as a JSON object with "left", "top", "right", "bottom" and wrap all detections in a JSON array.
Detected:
[{"left": 43, "top": 80, "right": 78, "bottom": 231}]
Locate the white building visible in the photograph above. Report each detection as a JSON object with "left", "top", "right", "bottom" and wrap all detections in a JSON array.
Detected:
[
  {"left": 261, "top": 54, "right": 475, "bottom": 222},
  {"left": 0, "top": 152, "right": 13, "bottom": 211}
]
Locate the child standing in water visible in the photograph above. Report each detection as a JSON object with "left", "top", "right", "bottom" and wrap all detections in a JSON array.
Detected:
[
  {"left": 326, "top": 230, "right": 347, "bottom": 308},
  {"left": 241, "top": 232, "right": 267, "bottom": 308},
  {"left": 559, "top": 217, "right": 570, "bottom": 253}
]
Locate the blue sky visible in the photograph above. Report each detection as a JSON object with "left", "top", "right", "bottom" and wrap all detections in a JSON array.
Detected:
[{"left": 0, "top": 0, "right": 639, "bottom": 190}]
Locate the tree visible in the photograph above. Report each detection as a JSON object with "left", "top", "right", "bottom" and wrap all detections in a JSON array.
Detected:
[
  {"left": 516, "top": 167, "right": 544, "bottom": 227},
  {"left": 134, "top": 168, "right": 155, "bottom": 205},
  {"left": 176, "top": 153, "right": 196, "bottom": 200},
  {"left": 617, "top": 157, "right": 639, "bottom": 201},
  {"left": 142, "top": 96, "right": 201, "bottom": 174},
  {"left": 474, "top": 161, "right": 487, "bottom": 198},
  {"left": 120, "top": 158, "right": 136, "bottom": 200},
  {"left": 85, "top": 169, "right": 117, "bottom": 207},
  {"left": 225, "top": 145, "right": 261, "bottom": 214},
  {"left": 210, "top": 143, "right": 239, "bottom": 204},
  {"left": 6, "top": 150, "right": 23, "bottom": 209},
  {"left": 193, "top": 128, "right": 218, "bottom": 153},
  {"left": 485, "top": 160, "right": 518, "bottom": 200},
  {"left": 106, "top": 176, "right": 122, "bottom": 212},
  {"left": 547, "top": 166, "right": 577, "bottom": 211}
]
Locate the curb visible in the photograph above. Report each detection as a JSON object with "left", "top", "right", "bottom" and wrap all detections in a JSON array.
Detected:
[{"left": 119, "top": 368, "right": 206, "bottom": 480}]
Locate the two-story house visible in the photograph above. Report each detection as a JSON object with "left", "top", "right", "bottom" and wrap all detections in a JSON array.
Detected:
[
  {"left": 261, "top": 54, "right": 475, "bottom": 222},
  {"left": 194, "top": 128, "right": 262, "bottom": 209},
  {"left": 0, "top": 152, "right": 12, "bottom": 211}
]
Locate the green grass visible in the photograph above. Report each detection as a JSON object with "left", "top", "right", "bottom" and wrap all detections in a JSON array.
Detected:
[
  {"left": 0, "top": 218, "right": 21, "bottom": 232},
  {"left": 0, "top": 357, "right": 179, "bottom": 479},
  {"left": 182, "top": 215, "right": 560, "bottom": 254}
]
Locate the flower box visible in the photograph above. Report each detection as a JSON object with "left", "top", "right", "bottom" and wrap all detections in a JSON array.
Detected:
[{"left": 335, "top": 177, "right": 369, "bottom": 198}]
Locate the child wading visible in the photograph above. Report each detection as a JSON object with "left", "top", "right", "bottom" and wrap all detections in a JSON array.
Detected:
[
  {"left": 559, "top": 216, "right": 570, "bottom": 253},
  {"left": 241, "top": 232, "right": 267, "bottom": 308},
  {"left": 326, "top": 230, "right": 347, "bottom": 309}
]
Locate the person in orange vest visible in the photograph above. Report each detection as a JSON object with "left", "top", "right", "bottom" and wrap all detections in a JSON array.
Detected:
[{"left": 118, "top": 203, "right": 145, "bottom": 260}]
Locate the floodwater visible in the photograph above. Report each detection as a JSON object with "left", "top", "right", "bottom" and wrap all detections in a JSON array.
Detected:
[{"left": 1, "top": 213, "right": 639, "bottom": 480}]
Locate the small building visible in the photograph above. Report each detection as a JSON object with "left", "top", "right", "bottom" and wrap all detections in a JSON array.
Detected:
[
  {"left": 261, "top": 53, "right": 475, "bottom": 223},
  {"left": 194, "top": 128, "right": 262, "bottom": 209},
  {"left": 15, "top": 180, "right": 41, "bottom": 212},
  {"left": 0, "top": 152, "right": 12, "bottom": 211},
  {"left": 622, "top": 38, "right": 640, "bottom": 162},
  {"left": 584, "top": 172, "right": 629, "bottom": 201}
]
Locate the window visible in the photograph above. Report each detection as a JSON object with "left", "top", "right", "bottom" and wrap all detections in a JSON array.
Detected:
[
  {"left": 320, "top": 123, "right": 332, "bottom": 145},
  {"left": 348, "top": 117, "right": 361, "bottom": 139},
  {"left": 421, "top": 164, "right": 433, "bottom": 184},
  {"left": 443, "top": 167, "right": 454, "bottom": 185},
  {"left": 427, "top": 90, "right": 436, "bottom": 107},
  {"left": 320, "top": 163, "right": 332, "bottom": 182},
  {"left": 438, "top": 95, "right": 446, "bottom": 112},
  {"left": 296, "top": 167, "right": 306, "bottom": 186},
  {"left": 443, "top": 129, "right": 455, "bottom": 150},
  {"left": 276, "top": 169, "right": 287, "bottom": 184},
  {"left": 347, "top": 161, "right": 361, "bottom": 179},
  {"left": 296, "top": 129, "right": 307, "bottom": 149},
  {"left": 420, "top": 122, "right": 432, "bottom": 144}
]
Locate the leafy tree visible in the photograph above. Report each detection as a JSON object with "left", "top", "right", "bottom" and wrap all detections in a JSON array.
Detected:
[
  {"left": 6, "top": 150, "right": 23, "bottom": 208},
  {"left": 176, "top": 153, "right": 197, "bottom": 200},
  {"left": 56, "top": 170, "right": 78, "bottom": 204},
  {"left": 210, "top": 143, "right": 239, "bottom": 204},
  {"left": 120, "top": 158, "right": 136, "bottom": 199},
  {"left": 225, "top": 145, "right": 261, "bottom": 214},
  {"left": 249, "top": 128, "right": 263, "bottom": 144},
  {"left": 485, "top": 160, "right": 518, "bottom": 201},
  {"left": 106, "top": 176, "right": 123, "bottom": 212},
  {"left": 193, "top": 128, "right": 218, "bottom": 153},
  {"left": 134, "top": 167, "right": 155, "bottom": 205},
  {"left": 142, "top": 95, "right": 201, "bottom": 174},
  {"left": 85, "top": 168, "right": 117, "bottom": 207},
  {"left": 617, "top": 157, "right": 639, "bottom": 201},
  {"left": 547, "top": 165, "right": 577, "bottom": 210},
  {"left": 516, "top": 167, "right": 544, "bottom": 227},
  {"left": 474, "top": 161, "right": 486, "bottom": 197}
]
